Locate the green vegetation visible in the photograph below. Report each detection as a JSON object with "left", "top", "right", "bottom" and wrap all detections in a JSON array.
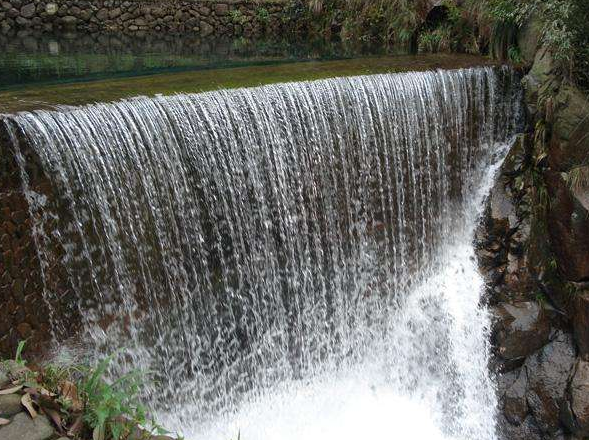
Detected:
[
  {"left": 286, "top": 0, "right": 588, "bottom": 87},
  {"left": 0, "top": 343, "right": 175, "bottom": 440}
]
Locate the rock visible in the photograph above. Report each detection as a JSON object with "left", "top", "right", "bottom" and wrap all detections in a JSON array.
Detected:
[
  {"left": 214, "top": 3, "right": 229, "bottom": 16},
  {"left": 489, "top": 179, "right": 518, "bottom": 231},
  {"left": 545, "top": 171, "right": 589, "bottom": 281},
  {"left": 95, "top": 8, "right": 108, "bottom": 21},
  {"left": 525, "top": 331, "right": 576, "bottom": 434},
  {"left": 59, "top": 16, "right": 78, "bottom": 27},
  {"left": 1, "top": 360, "right": 30, "bottom": 381},
  {"left": 504, "top": 367, "right": 528, "bottom": 425},
  {"left": 522, "top": 48, "right": 558, "bottom": 116},
  {"left": 45, "top": 3, "right": 57, "bottom": 15},
  {"left": 0, "top": 368, "right": 8, "bottom": 388},
  {"left": 562, "top": 360, "right": 589, "bottom": 437},
  {"left": 572, "top": 292, "right": 589, "bottom": 357},
  {"left": 494, "top": 302, "right": 551, "bottom": 361},
  {"left": 15, "top": 16, "right": 30, "bottom": 26},
  {"left": 19, "top": 3, "right": 35, "bottom": 18},
  {"left": 549, "top": 85, "right": 589, "bottom": 171},
  {"left": 109, "top": 7, "right": 121, "bottom": 19},
  {"left": 0, "top": 412, "right": 54, "bottom": 440},
  {"left": 200, "top": 20, "right": 213, "bottom": 37},
  {"left": 498, "top": 414, "right": 543, "bottom": 440},
  {"left": 517, "top": 12, "right": 543, "bottom": 65},
  {"left": 0, "top": 394, "right": 23, "bottom": 417}
]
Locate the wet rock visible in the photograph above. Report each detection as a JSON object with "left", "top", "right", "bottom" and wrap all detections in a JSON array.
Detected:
[
  {"left": 0, "top": 412, "right": 54, "bottom": 440},
  {"left": 562, "top": 360, "right": 589, "bottom": 437},
  {"left": 504, "top": 368, "right": 529, "bottom": 425},
  {"left": 0, "top": 394, "right": 23, "bottom": 417},
  {"left": 499, "top": 414, "right": 543, "bottom": 440},
  {"left": 494, "top": 302, "right": 551, "bottom": 361},
  {"left": 490, "top": 179, "right": 518, "bottom": 231},
  {"left": 525, "top": 331, "right": 576, "bottom": 434},
  {"left": 545, "top": 172, "right": 589, "bottom": 281},
  {"left": 572, "top": 292, "right": 589, "bottom": 357}
]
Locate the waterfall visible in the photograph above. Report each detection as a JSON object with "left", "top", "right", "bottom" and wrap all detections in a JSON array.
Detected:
[{"left": 4, "top": 66, "right": 522, "bottom": 440}]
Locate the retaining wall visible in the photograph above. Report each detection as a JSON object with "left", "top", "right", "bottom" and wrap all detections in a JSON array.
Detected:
[
  {"left": 0, "top": 0, "right": 289, "bottom": 37},
  {"left": 0, "top": 118, "right": 79, "bottom": 359}
]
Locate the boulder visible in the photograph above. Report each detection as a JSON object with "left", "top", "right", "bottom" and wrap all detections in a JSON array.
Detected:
[
  {"left": 517, "top": 12, "right": 543, "bottom": 65},
  {"left": 561, "top": 360, "right": 589, "bottom": 437},
  {"left": 522, "top": 49, "right": 558, "bottom": 116},
  {"left": 0, "top": 394, "right": 23, "bottom": 417},
  {"left": 0, "top": 412, "right": 54, "bottom": 440},
  {"left": 494, "top": 302, "right": 551, "bottom": 361},
  {"left": 503, "top": 368, "right": 528, "bottom": 425},
  {"left": 525, "top": 331, "right": 576, "bottom": 434},
  {"left": 549, "top": 85, "right": 589, "bottom": 171},
  {"left": 545, "top": 171, "right": 589, "bottom": 281}
]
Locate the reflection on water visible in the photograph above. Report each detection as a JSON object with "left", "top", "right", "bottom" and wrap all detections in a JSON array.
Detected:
[{"left": 0, "top": 30, "right": 397, "bottom": 89}]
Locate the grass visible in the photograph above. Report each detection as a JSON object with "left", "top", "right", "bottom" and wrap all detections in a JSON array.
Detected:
[
  {"left": 566, "top": 165, "right": 589, "bottom": 192},
  {"left": 0, "top": 343, "right": 176, "bottom": 440},
  {"left": 0, "top": 53, "right": 494, "bottom": 113}
]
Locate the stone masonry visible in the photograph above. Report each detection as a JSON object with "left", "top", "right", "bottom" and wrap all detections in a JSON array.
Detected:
[{"left": 0, "top": 0, "right": 288, "bottom": 38}]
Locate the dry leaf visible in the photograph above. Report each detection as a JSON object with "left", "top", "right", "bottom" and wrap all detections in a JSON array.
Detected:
[
  {"left": 39, "top": 387, "right": 55, "bottom": 397},
  {"left": 0, "top": 385, "right": 23, "bottom": 395},
  {"left": 0, "top": 417, "right": 10, "bottom": 425},
  {"left": 59, "top": 380, "right": 83, "bottom": 412},
  {"left": 44, "top": 407, "right": 64, "bottom": 434},
  {"left": 93, "top": 424, "right": 105, "bottom": 440},
  {"left": 21, "top": 393, "right": 38, "bottom": 418}
]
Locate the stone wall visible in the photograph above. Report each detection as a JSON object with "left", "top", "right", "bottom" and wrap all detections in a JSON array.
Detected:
[
  {"left": 0, "top": 118, "right": 79, "bottom": 360},
  {"left": 475, "top": 17, "right": 589, "bottom": 439},
  {"left": 0, "top": 0, "right": 288, "bottom": 37}
]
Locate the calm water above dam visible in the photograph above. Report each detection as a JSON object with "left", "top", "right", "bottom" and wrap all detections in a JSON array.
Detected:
[{"left": 0, "top": 30, "right": 389, "bottom": 90}]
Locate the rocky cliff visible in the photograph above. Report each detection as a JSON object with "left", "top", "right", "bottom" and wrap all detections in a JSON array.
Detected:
[{"left": 475, "top": 16, "right": 589, "bottom": 440}]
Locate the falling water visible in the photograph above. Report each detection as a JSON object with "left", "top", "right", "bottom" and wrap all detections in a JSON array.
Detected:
[{"left": 5, "top": 66, "right": 522, "bottom": 439}]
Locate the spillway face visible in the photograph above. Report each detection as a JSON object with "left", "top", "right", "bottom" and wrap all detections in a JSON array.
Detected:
[{"left": 3, "top": 67, "right": 523, "bottom": 440}]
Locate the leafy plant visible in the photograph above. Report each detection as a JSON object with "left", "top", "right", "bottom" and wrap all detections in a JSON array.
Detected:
[
  {"left": 256, "top": 7, "right": 270, "bottom": 24},
  {"left": 229, "top": 9, "right": 247, "bottom": 25},
  {"left": 508, "top": 45, "right": 523, "bottom": 63},
  {"left": 80, "top": 355, "right": 161, "bottom": 440},
  {"left": 14, "top": 340, "right": 27, "bottom": 366}
]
